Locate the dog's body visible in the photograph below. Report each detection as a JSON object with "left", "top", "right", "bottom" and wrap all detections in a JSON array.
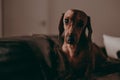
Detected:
[{"left": 55, "top": 9, "right": 107, "bottom": 80}]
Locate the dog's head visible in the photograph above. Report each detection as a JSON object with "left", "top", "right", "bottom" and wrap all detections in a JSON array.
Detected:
[{"left": 58, "top": 9, "right": 92, "bottom": 45}]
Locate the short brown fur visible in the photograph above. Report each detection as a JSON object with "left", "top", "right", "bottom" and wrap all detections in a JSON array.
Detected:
[{"left": 58, "top": 9, "right": 107, "bottom": 80}]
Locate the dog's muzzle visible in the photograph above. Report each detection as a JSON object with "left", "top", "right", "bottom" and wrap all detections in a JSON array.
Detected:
[{"left": 67, "top": 34, "right": 75, "bottom": 44}]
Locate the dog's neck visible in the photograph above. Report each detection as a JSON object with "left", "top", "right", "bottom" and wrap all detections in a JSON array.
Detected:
[
  {"left": 62, "top": 37, "right": 88, "bottom": 58},
  {"left": 62, "top": 42, "right": 77, "bottom": 58}
]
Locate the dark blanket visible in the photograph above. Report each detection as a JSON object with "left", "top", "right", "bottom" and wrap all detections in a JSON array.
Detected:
[{"left": 0, "top": 35, "right": 120, "bottom": 80}]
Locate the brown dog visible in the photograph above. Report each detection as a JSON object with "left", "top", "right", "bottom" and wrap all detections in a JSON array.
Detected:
[{"left": 57, "top": 9, "right": 107, "bottom": 80}]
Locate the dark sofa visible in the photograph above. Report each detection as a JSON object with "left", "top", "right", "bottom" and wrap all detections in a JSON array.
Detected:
[{"left": 0, "top": 35, "right": 120, "bottom": 80}]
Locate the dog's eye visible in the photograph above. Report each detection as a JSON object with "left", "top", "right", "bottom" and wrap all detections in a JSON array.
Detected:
[
  {"left": 77, "top": 20, "right": 83, "bottom": 27},
  {"left": 64, "top": 19, "right": 69, "bottom": 24}
]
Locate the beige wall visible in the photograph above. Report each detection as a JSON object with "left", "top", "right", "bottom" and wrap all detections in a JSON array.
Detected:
[
  {"left": 49, "top": 0, "right": 120, "bottom": 46},
  {"left": 2, "top": 0, "right": 120, "bottom": 46},
  {"left": 0, "top": 0, "right": 2, "bottom": 37},
  {"left": 3, "top": 0, "right": 49, "bottom": 37}
]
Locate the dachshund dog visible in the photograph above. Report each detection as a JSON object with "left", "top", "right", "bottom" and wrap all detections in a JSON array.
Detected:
[{"left": 56, "top": 9, "right": 107, "bottom": 80}]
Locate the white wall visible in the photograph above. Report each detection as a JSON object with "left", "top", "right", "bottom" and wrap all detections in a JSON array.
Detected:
[
  {"left": 0, "top": 0, "right": 2, "bottom": 37},
  {"left": 49, "top": 0, "right": 120, "bottom": 46}
]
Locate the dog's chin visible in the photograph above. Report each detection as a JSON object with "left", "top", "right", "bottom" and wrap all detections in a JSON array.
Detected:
[
  {"left": 67, "top": 42, "right": 74, "bottom": 45},
  {"left": 66, "top": 40, "right": 78, "bottom": 46},
  {"left": 65, "top": 38, "right": 77, "bottom": 45}
]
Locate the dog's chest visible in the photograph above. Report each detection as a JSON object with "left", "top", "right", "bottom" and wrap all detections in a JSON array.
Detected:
[
  {"left": 62, "top": 44, "right": 89, "bottom": 71},
  {"left": 64, "top": 48, "right": 88, "bottom": 69},
  {"left": 68, "top": 51, "right": 88, "bottom": 70}
]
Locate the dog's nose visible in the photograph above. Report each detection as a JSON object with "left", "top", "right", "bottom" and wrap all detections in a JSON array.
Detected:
[{"left": 67, "top": 35, "right": 75, "bottom": 44}]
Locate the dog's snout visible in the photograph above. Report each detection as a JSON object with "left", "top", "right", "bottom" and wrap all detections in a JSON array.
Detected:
[{"left": 67, "top": 34, "right": 75, "bottom": 44}]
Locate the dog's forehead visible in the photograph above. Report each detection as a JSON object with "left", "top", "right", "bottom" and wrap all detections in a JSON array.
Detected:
[
  {"left": 64, "top": 10, "right": 74, "bottom": 18},
  {"left": 64, "top": 9, "right": 87, "bottom": 20}
]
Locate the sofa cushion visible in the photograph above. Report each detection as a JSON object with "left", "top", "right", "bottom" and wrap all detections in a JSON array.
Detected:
[
  {"left": 0, "top": 35, "right": 120, "bottom": 80},
  {"left": 31, "top": 34, "right": 60, "bottom": 79},
  {"left": 32, "top": 34, "right": 59, "bottom": 68},
  {"left": 103, "top": 34, "right": 120, "bottom": 60},
  {"left": 0, "top": 40, "right": 44, "bottom": 80}
]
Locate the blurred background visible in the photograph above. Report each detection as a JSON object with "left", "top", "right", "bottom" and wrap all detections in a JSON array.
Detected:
[{"left": 0, "top": 0, "right": 120, "bottom": 46}]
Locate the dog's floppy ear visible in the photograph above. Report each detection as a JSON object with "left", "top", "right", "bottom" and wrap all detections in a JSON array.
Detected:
[
  {"left": 58, "top": 13, "right": 64, "bottom": 37},
  {"left": 58, "top": 13, "right": 64, "bottom": 43},
  {"left": 86, "top": 16, "right": 92, "bottom": 42}
]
